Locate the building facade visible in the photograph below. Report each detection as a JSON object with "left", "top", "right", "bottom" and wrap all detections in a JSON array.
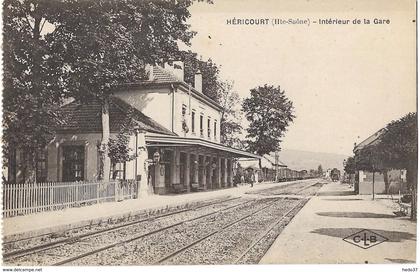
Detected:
[
  {"left": 354, "top": 129, "right": 408, "bottom": 195},
  {"left": 7, "top": 62, "right": 259, "bottom": 196}
]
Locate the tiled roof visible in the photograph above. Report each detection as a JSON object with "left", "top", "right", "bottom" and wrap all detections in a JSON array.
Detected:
[
  {"left": 353, "top": 128, "right": 386, "bottom": 152},
  {"left": 57, "top": 97, "right": 175, "bottom": 135},
  {"left": 151, "top": 65, "right": 179, "bottom": 83},
  {"left": 124, "top": 65, "right": 223, "bottom": 111}
]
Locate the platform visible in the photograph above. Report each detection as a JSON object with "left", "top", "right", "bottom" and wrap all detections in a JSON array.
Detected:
[
  {"left": 260, "top": 182, "right": 416, "bottom": 264},
  {"left": 2, "top": 180, "right": 306, "bottom": 240}
]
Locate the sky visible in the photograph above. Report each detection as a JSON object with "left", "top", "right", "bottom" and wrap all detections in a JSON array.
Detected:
[{"left": 184, "top": 0, "right": 416, "bottom": 156}]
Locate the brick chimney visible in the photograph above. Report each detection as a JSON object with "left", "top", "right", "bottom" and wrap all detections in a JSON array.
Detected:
[
  {"left": 146, "top": 64, "right": 154, "bottom": 81},
  {"left": 194, "top": 70, "right": 202, "bottom": 93}
]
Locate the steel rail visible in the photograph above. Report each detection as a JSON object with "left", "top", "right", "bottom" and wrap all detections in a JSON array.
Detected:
[
  {"left": 3, "top": 196, "right": 232, "bottom": 246},
  {"left": 252, "top": 180, "right": 317, "bottom": 195},
  {"left": 294, "top": 181, "right": 322, "bottom": 194},
  {"left": 52, "top": 198, "right": 256, "bottom": 266},
  {"left": 4, "top": 196, "right": 240, "bottom": 261},
  {"left": 234, "top": 198, "right": 308, "bottom": 264},
  {"left": 153, "top": 198, "right": 281, "bottom": 265}
]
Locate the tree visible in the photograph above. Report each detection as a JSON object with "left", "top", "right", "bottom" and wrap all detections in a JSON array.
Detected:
[
  {"left": 182, "top": 51, "right": 244, "bottom": 148},
  {"left": 344, "top": 157, "right": 356, "bottom": 174},
  {"left": 354, "top": 113, "right": 417, "bottom": 219},
  {"left": 242, "top": 85, "right": 295, "bottom": 168},
  {"left": 217, "top": 81, "right": 244, "bottom": 148},
  {"left": 317, "top": 165, "right": 324, "bottom": 176},
  {"left": 3, "top": 0, "right": 68, "bottom": 182},
  {"left": 182, "top": 51, "right": 220, "bottom": 101},
  {"left": 376, "top": 112, "right": 417, "bottom": 219},
  {"left": 354, "top": 144, "right": 389, "bottom": 198},
  {"left": 108, "top": 110, "right": 136, "bottom": 171},
  {"left": 46, "top": 0, "right": 197, "bottom": 181}
]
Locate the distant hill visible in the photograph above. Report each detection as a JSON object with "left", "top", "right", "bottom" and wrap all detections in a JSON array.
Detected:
[{"left": 275, "top": 149, "right": 349, "bottom": 172}]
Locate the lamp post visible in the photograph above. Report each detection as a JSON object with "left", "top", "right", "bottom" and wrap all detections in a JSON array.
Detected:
[
  {"left": 142, "top": 150, "right": 160, "bottom": 196},
  {"left": 343, "top": 159, "right": 346, "bottom": 183},
  {"left": 134, "top": 126, "right": 140, "bottom": 183},
  {"left": 152, "top": 151, "right": 161, "bottom": 165},
  {"left": 371, "top": 162, "right": 377, "bottom": 200},
  {"left": 136, "top": 130, "right": 152, "bottom": 198}
]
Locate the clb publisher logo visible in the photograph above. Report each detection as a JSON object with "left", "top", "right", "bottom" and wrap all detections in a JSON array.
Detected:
[{"left": 343, "top": 229, "right": 388, "bottom": 249}]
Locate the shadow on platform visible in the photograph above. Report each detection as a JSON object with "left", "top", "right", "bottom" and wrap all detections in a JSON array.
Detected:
[
  {"left": 385, "top": 258, "right": 415, "bottom": 263},
  {"left": 316, "top": 212, "right": 396, "bottom": 219},
  {"left": 322, "top": 198, "right": 363, "bottom": 201},
  {"left": 317, "top": 191, "right": 356, "bottom": 196},
  {"left": 311, "top": 227, "right": 415, "bottom": 242}
]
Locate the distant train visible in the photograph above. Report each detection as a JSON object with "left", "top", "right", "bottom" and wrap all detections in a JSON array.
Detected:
[
  {"left": 330, "top": 168, "right": 340, "bottom": 182},
  {"left": 234, "top": 165, "right": 320, "bottom": 184}
]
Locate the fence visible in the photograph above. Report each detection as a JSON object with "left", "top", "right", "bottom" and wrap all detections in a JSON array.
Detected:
[{"left": 2, "top": 180, "right": 138, "bottom": 218}]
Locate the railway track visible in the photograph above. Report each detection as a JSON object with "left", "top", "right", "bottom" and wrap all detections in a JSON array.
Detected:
[
  {"left": 234, "top": 198, "right": 308, "bottom": 264},
  {"left": 153, "top": 198, "right": 281, "bottom": 264},
  {"left": 250, "top": 180, "right": 323, "bottom": 196},
  {"left": 158, "top": 197, "right": 309, "bottom": 265},
  {"left": 52, "top": 198, "right": 259, "bottom": 266},
  {"left": 3, "top": 196, "right": 241, "bottom": 263},
  {"left": 5, "top": 179, "right": 324, "bottom": 266},
  {"left": 3, "top": 196, "right": 233, "bottom": 247}
]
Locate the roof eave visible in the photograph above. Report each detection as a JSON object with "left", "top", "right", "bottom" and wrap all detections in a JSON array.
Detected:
[
  {"left": 145, "top": 134, "right": 260, "bottom": 159},
  {"left": 121, "top": 81, "right": 224, "bottom": 111}
]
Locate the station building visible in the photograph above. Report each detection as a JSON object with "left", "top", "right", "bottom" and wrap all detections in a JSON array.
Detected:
[
  {"left": 354, "top": 129, "right": 408, "bottom": 195},
  {"left": 7, "top": 62, "right": 259, "bottom": 195}
]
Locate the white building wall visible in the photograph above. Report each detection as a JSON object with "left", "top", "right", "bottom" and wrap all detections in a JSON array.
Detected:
[
  {"left": 115, "top": 88, "right": 173, "bottom": 131},
  {"left": 47, "top": 133, "right": 103, "bottom": 182},
  {"left": 48, "top": 133, "right": 139, "bottom": 182},
  {"left": 174, "top": 87, "right": 221, "bottom": 143},
  {"left": 115, "top": 86, "right": 222, "bottom": 143}
]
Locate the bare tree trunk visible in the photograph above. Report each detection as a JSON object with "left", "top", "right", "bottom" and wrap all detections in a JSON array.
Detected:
[
  {"left": 99, "top": 98, "right": 111, "bottom": 182},
  {"left": 258, "top": 158, "right": 265, "bottom": 182},
  {"left": 23, "top": 151, "right": 37, "bottom": 183},
  {"left": 383, "top": 170, "right": 390, "bottom": 194},
  {"left": 26, "top": 152, "right": 37, "bottom": 183}
]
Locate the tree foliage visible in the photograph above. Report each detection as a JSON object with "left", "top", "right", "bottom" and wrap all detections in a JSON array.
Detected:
[
  {"left": 242, "top": 85, "right": 295, "bottom": 156},
  {"left": 354, "top": 112, "right": 417, "bottom": 178},
  {"left": 353, "top": 112, "right": 417, "bottom": 218},
  {"left": 377, "top": 112, "right": 417, "bottom": 172},
  {"left": 48, "top": 0, "right": 197, "bottom": 181},
  {"left": 48, "top": 0, "right": 196, "bottom": 103},
  {"left": 181, "top": 50, "right": 220, "bottom": 101},
  {"left": 181, "top": 51, "right": 244, "bottom": 148},
  {"left": 108, "top": 111, "right": 137, "bottom": 164},
  {"left": 217, "top": 81, "right": 244, "bottom": 148},
  {"left": 344, "top": 156, "right": 356, "bottom": 174},
  {"left": 4, "top": 0, "right": 199, "bottom": 181},
  {"left": 317, "top": 165, "right": 323, "bottom": 175},
  {"left": 3, "top": 0, "right": 68, "bottom": 180}
]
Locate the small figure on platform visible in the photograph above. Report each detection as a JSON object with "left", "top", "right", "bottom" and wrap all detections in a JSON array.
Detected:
[{"left": 250, "top": 172, "right": 255, "bottom": 187}]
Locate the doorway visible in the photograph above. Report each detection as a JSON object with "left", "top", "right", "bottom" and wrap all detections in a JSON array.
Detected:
[{"left": 62, "top": 146, "right": 85, "bottom": 182}]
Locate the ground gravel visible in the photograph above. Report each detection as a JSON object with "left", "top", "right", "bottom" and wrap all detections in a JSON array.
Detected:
[{"left": 4, "top": 197, "right": 244, "bottom": 266}]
